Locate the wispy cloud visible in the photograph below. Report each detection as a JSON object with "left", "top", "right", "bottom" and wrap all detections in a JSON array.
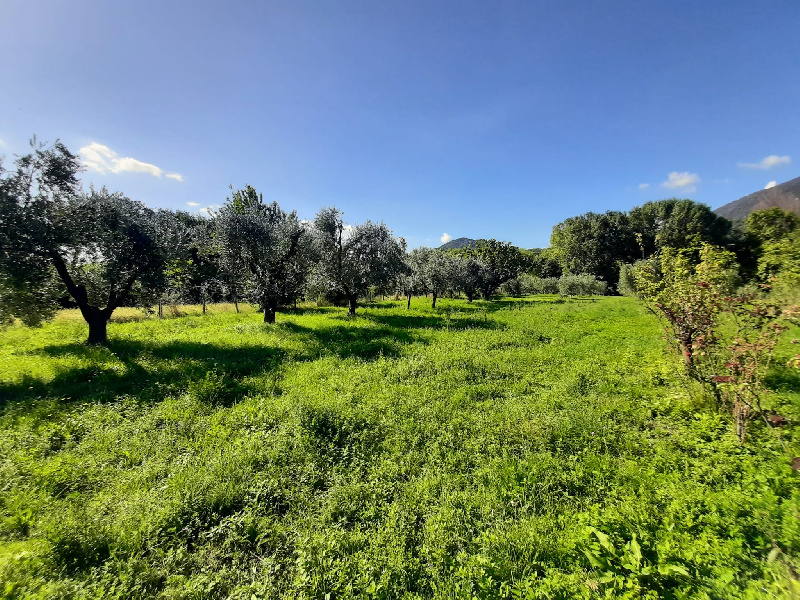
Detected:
[
  {"left": 738, "top": 155, "right": 791, "bottom": 170},
  {"left": 765, "top": 181, "right": 777, "bottom": 189},
  {"left": 79, "top": 142, "right": 182, "bottom": 181},
  {"left": 187, "top": 201, "right": 200, "bottom": 206},
  {"left": 440, "top": 233, "right": 452, "bottom": 244},
  {"left": 0, "top": 137, "right": 5, "bottom": 147},
  {"left": 199, "top": 204, "right": 220, "bottom": 215},
  {"left": 638, "top": 183, "right": 650, "bottom": 190},
  {"left": 662, "top": 171, "right": 700, "bottom": 193}
]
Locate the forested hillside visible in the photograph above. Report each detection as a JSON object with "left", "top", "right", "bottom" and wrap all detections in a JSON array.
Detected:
[
  {"left": 438, "top": 237, "right": 477, "bottom": 250},
  {"left": 715, "top": 176, "right": 800, "bottom": 221}
]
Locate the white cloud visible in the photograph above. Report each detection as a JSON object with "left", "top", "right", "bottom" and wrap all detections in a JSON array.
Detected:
[
  {"left": 440, "top": 233, "right": 452, "bottom": 244},
  {"left": 638, "top": 183, "right": 650, "bottom": 190},
  {"left": 199, "top": 204, "right": 220, "bottom": 215},
  {"left": 662, "top": 171, "right": 700, "bottom": 193},
  {"left": 765, "top": 181, "right": 777, "bottom": 189},
  {"left": 738, "top": 155, "right": 791, "bottom": 170},
  {"left": 78, "top": 142, "right": 182, "bottom": 181},
  {"left": 187, "top": 201, "right": 200, "bottom": 206}
]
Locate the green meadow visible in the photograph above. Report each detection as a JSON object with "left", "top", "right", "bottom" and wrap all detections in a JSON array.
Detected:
[{"left": 1, "top": 297, "right": 799, "bottom": 599}]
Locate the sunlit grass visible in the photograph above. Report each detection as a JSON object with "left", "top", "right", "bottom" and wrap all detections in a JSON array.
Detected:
[
  {"left": 52, "top": 302, "right": 258, "bottom": 324},
  {"left": 1, "top": 296, "right": 799, "bottom": 598}
]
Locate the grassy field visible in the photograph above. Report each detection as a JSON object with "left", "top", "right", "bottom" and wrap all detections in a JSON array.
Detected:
[{"left": 1, "top": 296, "right": 799, "bottom": 599}]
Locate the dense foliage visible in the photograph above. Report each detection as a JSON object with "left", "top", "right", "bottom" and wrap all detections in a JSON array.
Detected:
[
  {"left": 451, "top": 239, "right": 527, "bottom": 300},
  {"left": 0, "top": 141, "right": 179, "bottom": 344},
  {"left": 309, "top": 208, "right": 407, "bottom": 316},
  {"left": 549, "top": 199, "right": 735, "bottom": 289},
  {"left": 216, "top": 186, "right": 312, "bottom": 323}
]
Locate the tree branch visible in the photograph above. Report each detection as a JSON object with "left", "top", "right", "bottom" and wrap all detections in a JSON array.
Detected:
[{"left": 48, "top": 249, "right": 88, "bottom": 307}]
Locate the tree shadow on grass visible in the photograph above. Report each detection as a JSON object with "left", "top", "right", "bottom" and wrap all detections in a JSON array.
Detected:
[
  {"left": 360, "top": 311, "right": 501, "bottom": 332},
  {"left": 1, "top": 300, "right": 518, "bottom": 411},
  {"left": 278, "top": 321, "right": 419, "bottom": 360},
  {"left": 0, "top": 338, "right": 288, "bottom": 409},
  {"left": 765, "top": 363, "right": 800, "bottom": 395},
  {"left": 0, "top": 314, "right": 440, "bottom": 409}
]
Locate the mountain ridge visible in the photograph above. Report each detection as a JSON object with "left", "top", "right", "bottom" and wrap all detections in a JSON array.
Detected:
[
  {"left": 438, "top": 237, "right": 477, "bottom": 250},
  {"left": 715, "top": 176, "right": 800, "bottom": 221}
]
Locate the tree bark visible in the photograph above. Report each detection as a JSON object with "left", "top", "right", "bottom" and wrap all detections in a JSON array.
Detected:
[
  {"left": 264, "top": 306, "right": 276, "bottom": 324},
  {"left": 432, "top": 291, "right": 438, "bottom": 309},
  {"left": 202, "top": 298, "right": 207, "bottom": 315},
  {"left": 86, "top": 311, "right": 109, "bottom": 345},
  {"left": 407, "top": 293, "right": 411, "bottom": 309},
  {"left": 348, "top": 295, "right": 358, "bottom": 316},
  {"left": 48, "top": 250, "right": 135, "bottom": 345}
]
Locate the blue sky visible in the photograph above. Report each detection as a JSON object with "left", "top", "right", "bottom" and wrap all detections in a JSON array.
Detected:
[{"left": 1, "top": 1, "right": 798, "bottom": 249}]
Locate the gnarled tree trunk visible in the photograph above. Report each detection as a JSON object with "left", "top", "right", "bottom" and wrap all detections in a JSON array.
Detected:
[
  {"left": 49, "top": 247, "right": 139, "bottom": 346},
  {"left": 86, "top": 311, "right": 109, "bottom": 345},
  {"left": 432, "top": 291, "right": 438, "bottom": 309},
  {"left": 264, "top": 305, "right": 276, "bottom": 324},
  {"left": 348, "top": 295, "right": 358, "bottom": 316}
]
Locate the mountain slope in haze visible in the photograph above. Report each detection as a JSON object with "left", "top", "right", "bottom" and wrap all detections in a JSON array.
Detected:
[
  {"left": 439, "top": 237, "right": 477, "bottom": 250},
  {"left": 715, "top": 176, "right": 800, "bottom": 221}
]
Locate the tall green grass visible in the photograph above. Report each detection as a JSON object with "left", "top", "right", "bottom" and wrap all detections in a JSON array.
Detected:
[{"left": 1, "top": 297, "right": 799, "bottom": 598}]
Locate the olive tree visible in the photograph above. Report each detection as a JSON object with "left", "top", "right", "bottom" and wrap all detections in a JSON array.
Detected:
[
  {"left": 311, "top": 207, "right": 406, "bottom": 316},
  {"left": 165, "top": 211, "right": 224, "bottom": 315},
  {"left": 0, "top": 140, "right": 179, "bottom": 344},
  {"left": 215, "top": 185, "right": 312, "bottom": 323},
  {"left": 398, "top": 251, "right": 426, "bottom": 309},
  {"left": 450, "top": 254, "right": 485, "bottom": 302},
  {"left": 408, "top": 247, "right": 456, "bottom": 308},
  {"left": 455, "top": 239, "right": 525, "bottom": 300}
]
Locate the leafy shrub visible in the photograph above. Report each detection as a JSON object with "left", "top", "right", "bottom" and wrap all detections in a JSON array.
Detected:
[
  {"left": 499, "top": 277, "right": 522, "bottom": 296},
  {"left": 634, "top": 243, "right": 798, "bottom": 441},
  {"left": 519, "top": 274, "right": 559, "bottom": 294},
  {"left": 634, "top": 243, "right": 736, "bottom": 378},
  {"left": 558, "top": 274, "right": 608, "bottom": 296},
  {"left": 617, "top": 260, "right": 656, "bottom": 298}
]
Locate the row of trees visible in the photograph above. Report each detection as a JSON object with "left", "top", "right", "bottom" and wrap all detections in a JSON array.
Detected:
[
  {"left": 544, "top": 199, "right": 739, "bottom": 288},
  {"left": 617, "top": 207, "right": 800, "bottom": 302},
  {"left": 5, "top": 139, "right": 795, "bottom": 346},
  {"left": 1, "top": 141, "right": 528, "bottom": 344}
]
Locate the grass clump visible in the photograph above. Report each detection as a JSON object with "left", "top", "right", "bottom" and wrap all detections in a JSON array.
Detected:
[{"left": 1, "top": 296, "right": 799, "bottom": 598}]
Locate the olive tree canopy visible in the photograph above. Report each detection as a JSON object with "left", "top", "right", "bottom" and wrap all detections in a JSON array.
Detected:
[
  {"left": 310, "top": 208, "right": 406, "bottom": 316},
  {"left": 407, "top": 247, "right": 456, "bottom": 308},
  {"left": 0, "top": 139, "right": 179, "bottom": 344},
  {"left": 454, "top": 239, "right": 526, "bottom": 300},
  {"left": 215, "top": 186, "right": 312, "bottom": 323}
]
